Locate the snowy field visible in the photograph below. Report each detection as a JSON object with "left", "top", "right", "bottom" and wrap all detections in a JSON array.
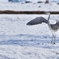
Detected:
[
  {"left": 0, "top": 14, "right": 59, "bottom": 59},
  {"left": 0, "top": 2, "right": 59, "bottom": 11}
]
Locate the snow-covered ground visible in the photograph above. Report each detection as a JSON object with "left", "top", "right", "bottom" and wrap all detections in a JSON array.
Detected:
[
  {"left": 0, "top": 14, "right": 59, "bottom": 59},
  {"left": 0, "top": 2, "right": 59, "bottom": 11},
  {"left": 0, "top": 45, "right": 59, "bottom": 59},
  {"left": 0, "top": 0, "right": 59, "bottom": 59}
]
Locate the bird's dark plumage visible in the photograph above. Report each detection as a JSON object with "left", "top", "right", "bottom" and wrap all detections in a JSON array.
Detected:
[
  {"left": 27, "top": 17, "right": 48, "bottom": 25},
  {"left": 50, "top": 21, "right": 59, "bottom": 31}
]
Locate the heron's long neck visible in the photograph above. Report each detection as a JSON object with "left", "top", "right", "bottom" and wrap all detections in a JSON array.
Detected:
[
  {"left": 47, "top": 13, "right": 50, "bottom": 26},
  {"left": 48, "top": 13, "right": 50, "bottom": 21}
]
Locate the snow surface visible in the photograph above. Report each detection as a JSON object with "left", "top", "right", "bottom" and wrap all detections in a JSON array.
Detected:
[
  {"left": 0, "top": 2, "right": 59, "bottom": 11},
  {"left": 0, "top": 14, "right": 59, "bottom": 35},
  {"left": 0, "top": 0, "right": 8, "bottom": 2},
  {"left": 0, "top": 45, "right": 59, "bottom": 59},
  {"left": 0, "top": 0, "right": 59, "bottom": 3},
  {"left": 0, "top": 0, "right": 59, "bottom": 59},
  {"left": 0, "top": 14, "right": 59, "bottom": 59}
]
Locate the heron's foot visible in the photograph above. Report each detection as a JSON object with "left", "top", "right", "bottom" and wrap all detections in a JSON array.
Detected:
[
  {"left": 53, "top": 42, "right": 55, "bottom": 44},
  {"left": 50, "top": 41, "right": 55, "bottom": 44}
]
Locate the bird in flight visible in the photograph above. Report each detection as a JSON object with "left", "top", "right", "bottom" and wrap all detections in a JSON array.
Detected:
[{"left": 27, "top": 13, "right": 59, "bottom": 44}]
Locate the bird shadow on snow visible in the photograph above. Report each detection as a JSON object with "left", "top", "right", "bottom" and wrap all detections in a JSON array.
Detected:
[{"left": 0, "top": 34, "right": 59, "bottom": 48}]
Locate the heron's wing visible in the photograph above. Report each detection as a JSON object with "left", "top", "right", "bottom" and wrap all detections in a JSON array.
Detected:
[
  {"left": 50, "top": 21, "right": 59, "bottom": 30},
  {"left": 27, "top": 17, "right": 48, "bottom": 25},
  {"left": 55, "top": 21, "right": 59, "bottom": 29},
  {"left": 55, "top": 21, "right": 59, "bottom": 26}
]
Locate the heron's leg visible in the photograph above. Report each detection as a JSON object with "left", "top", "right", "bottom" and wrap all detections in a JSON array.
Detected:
[
  {"left": 51, "top": 34, "right": 54, "bottom": 44},
  {"left": 51, "top": 32, "right": 56, "bottom": 44},
  {"left": 51, "top": 31, "right": 54, "bottom": 43},
  {"left": 53, "top": 33, "right": 56, "bottom": 44}
]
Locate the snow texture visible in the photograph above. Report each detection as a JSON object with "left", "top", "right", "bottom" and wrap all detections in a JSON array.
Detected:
[
  {"left": 0, "top": 0, "right": 59, "bottom": 59},
  {"left": 0, "top": 14, "right": 59, "bottom": 59},
  {"left": 0, "top": 2, "right": 59, "bottom": 11}
]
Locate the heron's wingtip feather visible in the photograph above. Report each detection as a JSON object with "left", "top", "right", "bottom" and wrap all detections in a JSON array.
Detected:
[
  {"left": 27, "top": 23, "right": 30, "bottom": 25},
  {"left": 26, "top": 22, "right": 32, "bottom": 25}
]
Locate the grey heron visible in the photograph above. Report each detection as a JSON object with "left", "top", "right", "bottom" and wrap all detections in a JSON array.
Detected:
[{"left": 27, "top": 13, "right": 59, "bottom": 44}]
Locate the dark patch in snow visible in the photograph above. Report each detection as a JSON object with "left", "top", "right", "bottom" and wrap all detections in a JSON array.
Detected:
[{"left": 0, "top": 10, "right": 59, "bottom": 14}]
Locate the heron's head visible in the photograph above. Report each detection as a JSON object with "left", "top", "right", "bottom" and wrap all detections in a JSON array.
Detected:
[{"left": 45, "top": 11, "right": 50, "bottom": 15}]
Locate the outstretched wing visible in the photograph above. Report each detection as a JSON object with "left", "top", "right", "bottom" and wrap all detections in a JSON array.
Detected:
[{"left": 27, "top": 17, "right": 48, "bottom": 25}]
